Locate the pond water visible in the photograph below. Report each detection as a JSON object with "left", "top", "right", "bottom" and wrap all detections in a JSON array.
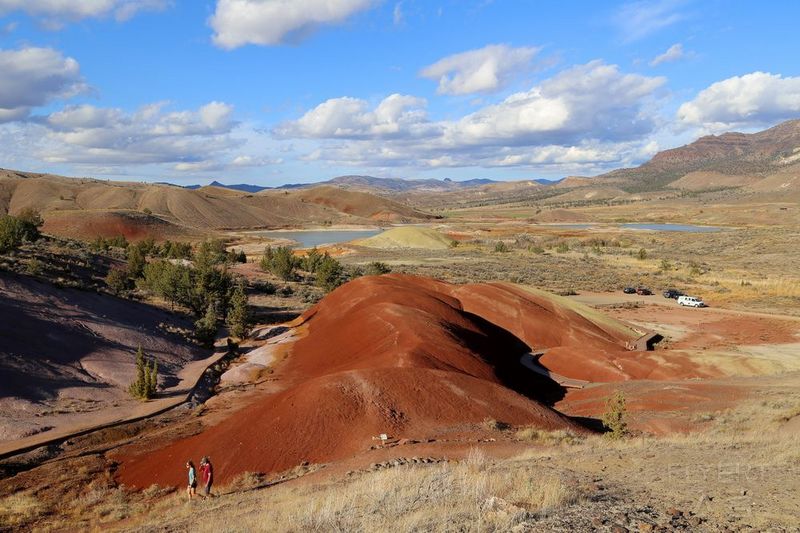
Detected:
[
  {"left": 544, "top": 223, "right": 723, "bottom": 233},
  {"left": 258, "top": 229, "right": 382, "bottom": 248},
  {"left": 620, "top": 223, "right": 722, "bottom": 233}
]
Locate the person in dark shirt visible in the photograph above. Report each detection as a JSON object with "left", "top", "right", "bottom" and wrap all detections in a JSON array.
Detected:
[{"left": 186, "top": 461, "right": 197, "bottom": 500}]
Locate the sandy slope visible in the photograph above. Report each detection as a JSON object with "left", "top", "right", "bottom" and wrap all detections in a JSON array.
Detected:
[
  {"left": 0, "top": 272, "right": 204, "bottom": 442},
  {"left": 356, "top": 226, "right": 453, "bottom": 249}
]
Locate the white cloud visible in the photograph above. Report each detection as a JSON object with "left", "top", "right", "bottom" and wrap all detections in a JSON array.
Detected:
[
  {"left": 210, "top": 0, "right": 376, "bottom": 49},
  {"left": 444, "top": 60, "right": 665, "bottom": 146},
  {"left": 678, "top": 72, "right": 800, "bottom": 132},
  {"left": 650, "top": 43, "right": 685, "bottom": 66},
  {"left": 38, "top": 102, "right": 241, "bottom": 167},
  {"left": 275, "top": 93, "right": 438, "bottom": 139},
  {"left": 231, "top": 155, "right": 282, "bottom": 166},
  {"left": 419, "top": 44, "right": 540, "bottom": 95},
  {"left": 615, "top": 0, "right": 687, "bottom": 42},
  {"left": 280, "top": 61, "right": 666, "bottom": 172},
  {"left": 0, "top": 47, "right": 84, "bottom": 122},
  {"left": 0, "top": 0, "right": 169, "bottom": 24}
]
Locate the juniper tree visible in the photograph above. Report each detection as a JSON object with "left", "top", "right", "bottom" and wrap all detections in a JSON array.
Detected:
[
  {"left": 601, "top": 390, "right": 628, "bottom": 439},
  {"left": 226, "top": 282, "right": 250, "bottom": 339},
  {"left": 194, "top": 303, "right": 218, "bottom": 347},
  {"left": 128, "top": 346, "right": 158, "bottom": 399}
]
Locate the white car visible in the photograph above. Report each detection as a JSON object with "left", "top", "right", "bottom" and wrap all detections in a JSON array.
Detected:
[{"left": 678, "top": 295, "right": 705, "bottom": 307}]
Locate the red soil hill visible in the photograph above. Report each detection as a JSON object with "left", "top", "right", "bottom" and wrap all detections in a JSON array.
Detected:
[{"left": 116, "top": 275, "right": 594, "bottom": 488}]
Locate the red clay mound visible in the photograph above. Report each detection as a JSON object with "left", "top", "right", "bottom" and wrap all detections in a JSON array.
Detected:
[
  {"left": 115, "top": 275, "right": 585, "bottom": 488},
  {"left": 450, "top": 283, "right": 644, "bottom": 382},
  {"left": 41, "top": 210, "right": 192, "bottom": 241}
]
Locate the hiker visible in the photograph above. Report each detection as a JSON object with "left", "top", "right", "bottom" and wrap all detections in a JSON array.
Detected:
[
  {"left": 200, "top": 456, "right": 214, "bottom": 498},
  {"left": 186, "top": 461, "right": 197, "bottom": 500}
]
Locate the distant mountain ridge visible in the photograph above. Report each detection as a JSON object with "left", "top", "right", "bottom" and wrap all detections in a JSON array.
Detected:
[
  {"left": 184, "top": 180, "right": 270, "bottom": 193},
  {"left": 182, "top": 175, "right": 505, "bottom": 193},
  {"left": 602, "top": 118, "right": 800, "bottom": 192}
]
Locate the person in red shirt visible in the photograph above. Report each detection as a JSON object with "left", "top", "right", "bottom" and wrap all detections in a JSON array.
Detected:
[{"left": 199, "top": 456, "right": 213, "bottom": 498}]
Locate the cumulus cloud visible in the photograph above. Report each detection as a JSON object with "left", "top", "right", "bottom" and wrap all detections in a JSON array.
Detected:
[
  {"left": 678, "top": 72, "right": 800, "bottom": 132},
  {"left": 0, "top": 47, "right": 84, "bottom": 122},
  {"left": 210, "top": 0, "right": 376, "bottom": 49},
  {"left": 0, "top": 0, "right": 170, "bottom": 24},
  {"left": 274, "top": 93, "right": 438, "bottom": 139},
  {"left": 650, "top": 43, "right": 685, "bottom": 66},
  {"left": 38, "top": 101, "right": 240, "bottom": 167},
  {"left": 615, "top": 0, "right": 687, "bottom": 42},
  {"left": 419, "top": 44, "right": 540, "bottom": 95},
  {"left": 444, "top": 61, "right": 665, "bottom": 146},
  {"left": 280, "top": 60, "right": 666, "bottom": 172}
]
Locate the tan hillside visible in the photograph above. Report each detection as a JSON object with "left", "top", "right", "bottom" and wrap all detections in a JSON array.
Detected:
[
  {"left": 668, "top": 171, "right": 760, "bottom": 190},
  {"left": 0, "top": 171, "right": 435, "bottom": 240},
  {"left": 745, "top": 165, "right": 800, "bottom": 193},
  {"left": 554, "top": 176, "right": 593, "bottom": 188},
  {"left": 274, "top": 185, "right": 435, "bottom": 222},
  {"left": 548, "top": 187, "right": 629, "bottom": 203}
]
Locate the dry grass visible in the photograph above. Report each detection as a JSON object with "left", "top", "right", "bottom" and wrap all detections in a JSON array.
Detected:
[
  {"left": 0, "top": 492, "right": 44, "bottom": 527},
  {"left": 515, "top": 427, "right": 584, "bottom": 446},
  {"left": 123, "top": 456, "right": 584, "bottom": 533}
]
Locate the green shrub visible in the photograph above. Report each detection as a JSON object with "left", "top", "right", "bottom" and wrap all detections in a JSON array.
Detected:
[
  {"left": 105, "top": 267, "right": 131, "bottom": 294},
  {"left": 128, "top": 346, "right": 158, "bottom": 400},
  {"left": 302, "top": 247, "right": 324, "bottom": 273},
  {"left": 601, "top": 390, "right": 628, "bottom": 439},
  {"left": 494, "top": 241, "right": 510, "bottom": 253},
  {"left": 159, "top": 240, "right": 193, "bottom": 259},
  {"left": 126, "top": 244, "right": 146, "bottom": 279},
  {"left": 364, "top": 261, "right": 391, "bottom": 275},
  {"left": 315, "top": 254, "right": 344, "bottom": 292},
  {"left": 194, "top": 303, "right": 218, "bottom": 347},
  {"left": 555, "top": 242, "right": 570, "bottom": 254},
  {"left": 226, "top": 281, "right": 251, "bottom": 339},
  {"left": 637, "top": 248, "right": 648, "bottom": 260},
  {"left": 26, "top": 258, "right": 44, "bottom": 275},
  {"left": 261, "top": 245, "right": 298, "bottom": 281},
  {"left": 0, "top": 210, "right": 43, "bottom": 252},
  {"left": 195, "top": 239, "right": 229, "bottom": 266}
]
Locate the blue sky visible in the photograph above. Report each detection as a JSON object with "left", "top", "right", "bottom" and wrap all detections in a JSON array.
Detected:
[{"left": 1, "top": 0, "right": 799, "bottom": 186}]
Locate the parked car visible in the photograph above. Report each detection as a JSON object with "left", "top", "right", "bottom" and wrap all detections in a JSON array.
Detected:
[
  {"left": 663, "top": 289, "right": 684, "bottom": 299},
  {"left": 623, "top": 287, "right": 636, "bottom": 294},
  {"left": 678, "top": 295, "right": 706, "bottom": 307},
  {"left": 636, "top": 287, "right": 652, "bottom": 295}
]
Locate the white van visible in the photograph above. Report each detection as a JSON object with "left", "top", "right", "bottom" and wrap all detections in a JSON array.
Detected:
[{"left": 678, "top": 295, "right": 705, "bottom": 307}]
